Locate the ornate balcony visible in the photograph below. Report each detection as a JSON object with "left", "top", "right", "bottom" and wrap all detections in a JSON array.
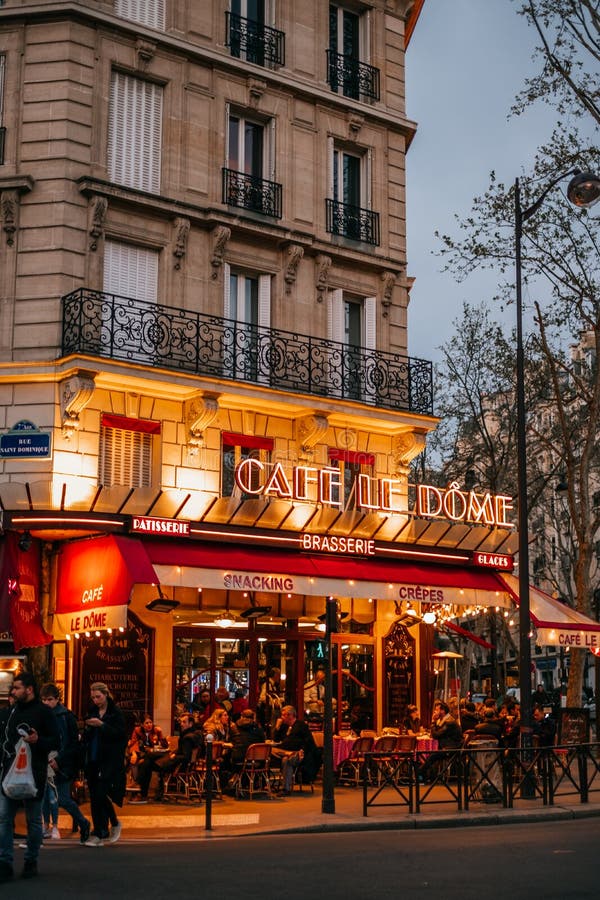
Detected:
[
  {"left": 226, "top": 11, "right": 285, "bottom": 67},
  {"left": 222, "top": 167, "right": 282, "bottom": 219},
  {"left": 62, "top": 289, "right": 433, "bottom": 415},
  {"left": 326, "top": 198, "right": 380, "bottom": 246},
  {"left": 326, "top": 50, "right": 380, "bottom": 103}
]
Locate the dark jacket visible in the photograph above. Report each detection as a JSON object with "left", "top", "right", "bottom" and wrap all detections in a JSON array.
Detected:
[
  {"left": 272, "top": 717, "right": 314, "bottom": 754},
  {"left": 83, "top": 697, "right": 127, "bottom": 805},
  {"left": 230, "top": 719, "right": 266, "bottom": 766},
  {"left": 431, "top": 714, "right": 463, "bottom": 749},
  {"left": 1, "top": 698, "right": 60, "bottom": 799},
  {"left": 52, "top": 702, "right": 83, "bottom": 781}
]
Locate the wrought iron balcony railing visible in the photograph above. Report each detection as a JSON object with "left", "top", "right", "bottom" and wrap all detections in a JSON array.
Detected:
[
  {"left": 326, "top": 198, "right": 380, "bottom": 246},
  {"left": 222, "top": 167, "right": 282, "bottom": 219},
  {"left": 326, "top": 50, "right": 380, "bottom": 103},
  {"left": 226, "top": 11, "right": 285, "bottom": 67},
  {"left": 0, "top": 127, "right": 6, "bottom": 166},
  {"left": 62, "top": 288, "right": 433, "bottom": 415}
]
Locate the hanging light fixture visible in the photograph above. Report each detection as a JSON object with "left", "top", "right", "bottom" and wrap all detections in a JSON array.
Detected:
[
  {"left": 146, "top": 588, "right": 179, "bottom": 613},
  {"left": 214, "top": 613, "right": 236, "bottom": 628},
  {"left": 241, "top": 592, "right": 272, "bottom": 620}
]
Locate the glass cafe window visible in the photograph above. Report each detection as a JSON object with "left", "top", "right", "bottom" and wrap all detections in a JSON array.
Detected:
[
  {"left": 221, "top": 432, "right": 273, "bottom": 498},
  {"left": 174, "top": 634, "right": 250, "bottom": 714},
  {"left": 327, "top": 448, "right": 375, "bottom": 509},
  {"left": 304, "top": 638, "right": 374, "bottom": 732}
]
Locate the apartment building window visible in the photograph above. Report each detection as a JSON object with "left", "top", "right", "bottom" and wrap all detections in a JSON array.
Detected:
[
  {"left": 223, "top": 265, "right": 271, "bottom": 383},
  {"left": 327, "top": 4, "right": 379, "bottom": 102},
  {"left": 222, "top": 107, "right": 281, "bottom": 218},
  {"left": 329, "top": 289, "right": 376, "bottom": 401},
  {"left": 99, "top": 414, "right": 160, "bottom": 488},
  {"left": 0, "top": 54, "right": 5, "bottom": 165},
  {"left": 226, "top": 1, "right": 285, "bottom": 68},
  {"left": 221, "top": 431, "right": 273, "bottom": 498},
  {"left": 108, "top": 71, "right": 163, "bottom": 193},
  {"left": 328, "top": 448, "right": 375, "bottom": 509},
  {"left": 103, "top": 240, "right": 159, "bottom": 303},
  {"left": 115, "top": 0, "right": 165, "bottom": 29},
  {"left": 326, "top": 142, "right": 379, "bottom": 245}
]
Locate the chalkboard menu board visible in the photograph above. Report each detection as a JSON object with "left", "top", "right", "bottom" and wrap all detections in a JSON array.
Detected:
[
  {"left": 383, "top": 621, "right": 415, "bottom": 728},
  {"left": 558, "top": 707, "right": 590, "bottom": 744},
  {"left": 75, "top": 612, "right": 153, "bottom": 736}
]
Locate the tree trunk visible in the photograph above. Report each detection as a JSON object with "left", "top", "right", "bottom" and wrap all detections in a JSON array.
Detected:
[{"left": 566, "top": 647, "right": 585, "bottom": 708}]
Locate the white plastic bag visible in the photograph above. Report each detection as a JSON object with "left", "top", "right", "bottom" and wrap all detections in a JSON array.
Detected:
[{"left": 2, "top": 737, "right": 37, "bottom": 799}]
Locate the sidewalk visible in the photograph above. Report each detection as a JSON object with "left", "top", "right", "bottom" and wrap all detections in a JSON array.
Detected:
[{"left": 31, "top": 785, "right": 600, "bottom": 842}]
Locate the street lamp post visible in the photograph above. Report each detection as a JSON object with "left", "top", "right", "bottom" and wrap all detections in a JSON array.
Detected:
[{"left": 513, "top": 168, "right": 600, "bottom": 762}]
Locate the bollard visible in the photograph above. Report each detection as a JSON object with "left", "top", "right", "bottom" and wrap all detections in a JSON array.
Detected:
[{"left": 205, "top": 733, "right": 213, "bottom": 831}]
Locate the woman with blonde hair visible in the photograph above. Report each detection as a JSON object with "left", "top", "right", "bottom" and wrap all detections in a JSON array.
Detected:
[
  {"left": 202, "top": 708, "right": 231, "bottom": 742},
  {"left": 82, "top": 682, "right": 126, "bottom": 846}
]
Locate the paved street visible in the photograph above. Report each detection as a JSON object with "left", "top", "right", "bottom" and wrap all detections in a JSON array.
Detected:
[{"left": 9, "top": 819, "right": 600, "bottom": 899}]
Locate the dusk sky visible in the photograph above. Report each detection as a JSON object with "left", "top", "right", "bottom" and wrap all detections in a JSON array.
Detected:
[{"left": 405, "top": 0, "right": 560, "bottom": 363}]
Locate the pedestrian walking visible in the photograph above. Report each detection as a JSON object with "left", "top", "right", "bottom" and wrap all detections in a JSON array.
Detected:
[
  {"left": 0, "top": 672, "right": 59, "bottom": 881},
  {"left": 82, "top": 682, "right": 126, "bottom": 847}
]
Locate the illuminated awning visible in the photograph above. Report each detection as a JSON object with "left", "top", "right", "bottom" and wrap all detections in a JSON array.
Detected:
[
  {"left": 55, "top": 535, "right": 156, "bottom": 635},
  {"left": 499, "top": 573, "right": 600, "bottom": 649},
  {"left": 147, "top": 541, "right": 511, "bottom": 607}
]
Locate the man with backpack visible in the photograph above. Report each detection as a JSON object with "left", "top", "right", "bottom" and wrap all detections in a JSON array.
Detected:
[{"left": 39, "top": 684, "right": 90, "bottom": 844}]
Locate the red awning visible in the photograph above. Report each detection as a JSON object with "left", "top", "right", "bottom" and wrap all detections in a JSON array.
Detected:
[
  {"left": 444, "top": 621, "right": 494, "bottom": 650},
  {"left": 56, "top": 535, "right": 156, "bottom": 614},
  {"left": 146, "top": 540, "right": 508, "bottom": 604}
]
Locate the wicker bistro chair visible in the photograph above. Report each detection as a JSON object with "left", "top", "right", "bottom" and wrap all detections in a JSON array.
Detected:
[
  {"left": 336, "top": 736, "right": 375, "bottom": 787},
  {"left": 234, "top": 742, "right": 273, "bottom": 799},
  {"left": 370, "top": 735, "right": 405, "bottom": 786},
  {"left": 195, "top": 740, "right": 225, "bottom": 799},
  {"left": 162, "top": 746, "right": 201, "bottom": 802}
]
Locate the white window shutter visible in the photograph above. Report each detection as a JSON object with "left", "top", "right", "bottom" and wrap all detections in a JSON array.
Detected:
[
  {"left": 364, "top": 296, "right": 376, "bottom": 350},
  {"left": 223, "top": 263, "right": 232, "bottom": 319},
  {"left": 103, "top": 240, "right": 158, "bottom": 303},
  {"left": 268, "top": 118, "right": 276, "bottom": 182},
  {"left": 108, "top": 72, "right": 163, "bottom": 193},
  {"left": 224, "top": 102, "right": 231, "bottom": 168},
  {"left": 115, "top": 0, "right": 165, "bottom": 30},
  {"left": 329, "top": 289, "right": 345, "bottom": 344},
  {"left": 100, "top": 426, "right": 152, "bottom": 487},
  {"left": 361, "top": 10, "right": 371, "bottom": 63},
  {"left": 258, "top": 274, "right": 271, "bottom": 329}
]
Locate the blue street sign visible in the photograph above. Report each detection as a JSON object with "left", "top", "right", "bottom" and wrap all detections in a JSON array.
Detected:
[{"left": 0, "top": 420, "right": 52, "bottom": 459}]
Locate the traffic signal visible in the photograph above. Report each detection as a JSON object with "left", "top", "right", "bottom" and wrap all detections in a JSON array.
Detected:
[{"left": 325, "top": 596, "right": 341, "bottom": 634}]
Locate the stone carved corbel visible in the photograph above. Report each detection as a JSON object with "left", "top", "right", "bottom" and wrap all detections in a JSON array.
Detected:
[
  {"left": 211, "top": 225, "right": 231, "bottom": 279},
  {"left": 89, "top": 196, "right": 108, "bottom": 251},
  {"left": 185, "top": 395, "right": 220, "bottom": 454},
  {"left": 1, "top": 190, "right": 19, "bottom": 246},
  {"left": 315, "top": 254, "right": 331, "bottom": 303},
  {"left": 173, "top": 217, "right": 190, "bottom": 269},
  {"left": 60, "top": 370, "right": 97, "bottom": 440},
  {"left": 297, "top": 414, "right": 329, "bottom": 462},
  {"left": 247, "top": 77, "right": 267, "bottom": 109},
  {"left": 136, "top": 38, "right": 156, "bottom": 69},
  {"left": 347, "top": 113, "right": 364, "bottom": 140},
  {"left": 392, "top": 431, "right": 427, "bottom": 477},
  {"left": 284, "top": 244, "right": 304, "bottom": 293},
  {"left": 381, "top": 271, "right": 396, "bottom": 318}
]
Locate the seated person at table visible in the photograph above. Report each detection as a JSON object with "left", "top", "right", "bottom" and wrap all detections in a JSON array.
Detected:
[
  {"left": 203, "top": 708, "right": 231, "bottom": 742},
  {"left": 271, "top": 705, "right": 318, "bottom": 794},
  {"left": 459, "top": 699, "right": 479, "bottom": 734},
  {"left": 403, "top": 704, "right": 422, "bottom": 735},
  {"left": 532, "top": 704, "right": 556, "bottom": 748},
  {"left": 468, "top": 707, "right": 503, "bottom": 743},
  {"left": 429, "top": 699, "right": 444, "bottom": 730},
  {"left": 215, "top": 686, "right": 234, "bottom": 717},
  {"left": 419, "top": 702, "right": 463, "bottom": 783},
  {"left": 127, "top": 715, "right": 169, "bottom": 802},
  {"left": 147, "top": 713, "right": 204, "bottom": 800},
  {"left": 229, "top": 708, "right": 266, "bottom": 769},
  {"left": 349, "top": 701, "right": 372, "bottom": 736}
]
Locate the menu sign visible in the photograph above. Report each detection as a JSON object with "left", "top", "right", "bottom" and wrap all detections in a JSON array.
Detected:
[
  {"left": 558, "top": 708, "right": 590, "bottom": 744},
  {"left": 76, "top": 613, "right": 153, "bottom": 732}
]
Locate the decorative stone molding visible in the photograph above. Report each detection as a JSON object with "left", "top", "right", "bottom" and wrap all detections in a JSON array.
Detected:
[
  {"left": 297, "top": 414, "right": 329, "bottom": 461},
  {"left": 284, "top": 244, "right": 304, "bottom": 293},
  {"left": 315, "top": 254, "right": 331, "bottom": 302},
  {"left": 210, "top": 225, "right": 231, "bottom": 278},
  {"left": 136, "top": 38, "right": 156, "bottom": 69},
  {"left": 173, "top": 217, "right": 191, "bottom": 269},
  {"left": 381, "top": 271, "right": 397, "bottom": 317},
  {"left": 0, "top": 190, "right": 19, "bottom": 246},
  {"left": 185, "top": 395, "right": 220, "bottom": 454},
  {"left": 247, "top": 77, "right": 267, "bottom": 109},
  {"left": 60, "top": 370, "right": 97, "bottom": 440},
  {"left": 347, "top": 113, "right": 364, "bottom": 140},
  {"left": 392, "top": 431, "right": 427, "bottom": 475},
  {"left": 89, "top": 196, "right": 108, "bottom": 251}
]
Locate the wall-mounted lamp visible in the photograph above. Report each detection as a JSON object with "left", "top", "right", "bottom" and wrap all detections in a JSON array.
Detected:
[
  {"left": 18, "top": 531, "right": 32, "bottom": 552},
  {"left": 146, "top": 588, "right": 180, "bottom": 614}
]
